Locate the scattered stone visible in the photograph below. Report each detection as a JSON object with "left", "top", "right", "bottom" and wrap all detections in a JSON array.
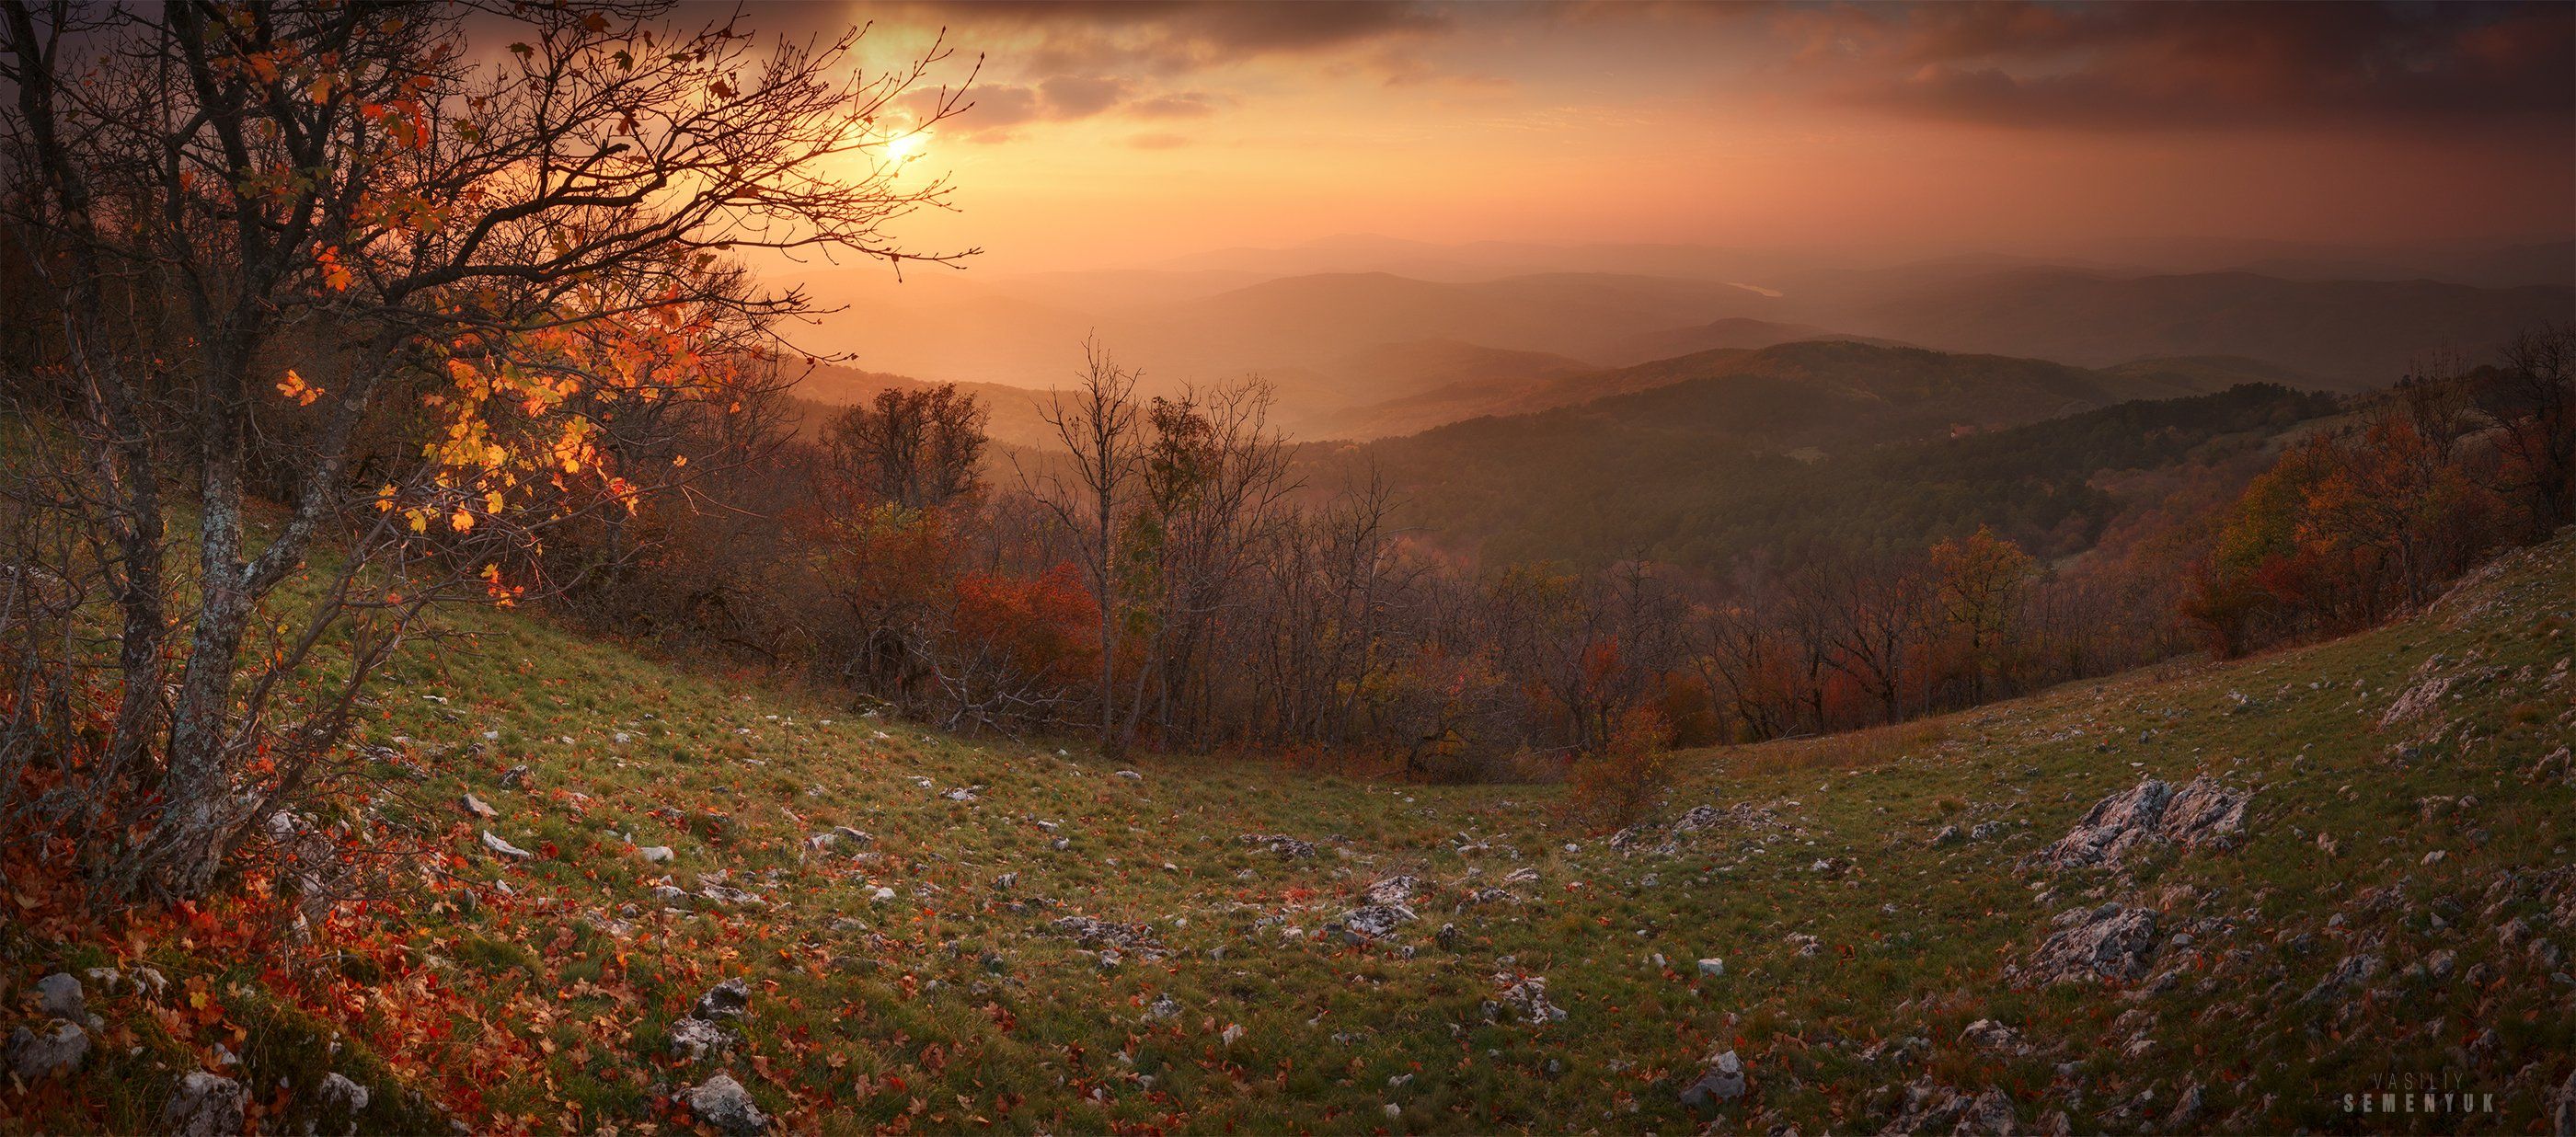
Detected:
[
  {"left": 479, "top": 830, "right": 533, "bottom": 859},
  {"left": 316, "top": 1072, "right": 370, "bottom": 1114},
  {"left": 668, "top": 1016, "right": 738, "bottom": 1062},
  {"left": 638, "top": 845, "right": 674, "bottom": 864},
  {"left": 1959, "top": 1018, "right": 2025, "bottom": 1053},
  {"left": 2027, "top": 903, "right": 2158, "bottom": 984},
  {"left": 1147, "top": 993, "right": 1181, "bottom": 1020},
  {"left": 808, "top": 826, "right": 872, "bottom": 852},
  {"left": 6, "top": 1021, "right": 88, "bottom": 1080},
  {"left": 1339, "top": 903, "right": 1418, "bottom": 939},
  {"left": 1363, "top": 875, "right": 1421, "bottom": 906},
  {"left": 1115, "top": 770, "right": 1143, "bottom": 780},
  {"left": 500, "top": 764, "right": 531, "bottom": 788},
  {"left": 1697, "top": 958, "right": 1724, "bottom": 977},
  {"left": 1961, "top": 1086, "right": 2019, "bottom": 1134},
  {"left": 1679, "top": 1050, "right": 1745, "bottom": 1108},
  {"left": 34, "top": 972, "right": 86, "bottom": 1022},
  {"left": 2298, "top": 953, "right": 2384, "bottom": 1005},
  {"left": 694, "top": 977, "right": 752, "bottom": 1020},
  {"left": 2380, "top": 673, "right": 2454, "bottom": 728},
  {"left": 159, "top": 1071, "right": 247, "bottom": 1137},
  {"left": 1049, "top": 915, "right": 1166, "bottom": 958},
  {"left": 1933, "top": 825, "right": 1963, "bottom": 846},
  {"left": 700, "top": 884, "right": 765, "bottom": 907},
  {"left": 684, "top": 1073, "right": 770, "bottom": 1134},
  {"left": 1238, "top": 833, "right": 1317, "bottom": 859},
  {"left": 1489, "top": 973, "right": 1568, "bottom": 1025},
  {"left": 461, "top": 792, "right": 498, "bottom": 820}
]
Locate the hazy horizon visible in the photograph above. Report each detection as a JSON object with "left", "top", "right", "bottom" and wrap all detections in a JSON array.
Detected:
[{"left": 708, "top": 0, "right": 2576, "bottom": 278}]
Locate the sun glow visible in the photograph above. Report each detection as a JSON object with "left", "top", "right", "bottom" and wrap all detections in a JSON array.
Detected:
[{"left": 881, "top": 130, "right": 929, "bottom": 164}]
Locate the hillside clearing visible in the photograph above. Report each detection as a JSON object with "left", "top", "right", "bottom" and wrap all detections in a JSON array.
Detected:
[{"left": 7, "top": 534, "right": 2575, "bottom": 1133}]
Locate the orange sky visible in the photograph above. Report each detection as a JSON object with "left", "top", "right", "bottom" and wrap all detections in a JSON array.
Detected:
[{"left": 719, "top": 1, "right": 2576, "bottom": 274}]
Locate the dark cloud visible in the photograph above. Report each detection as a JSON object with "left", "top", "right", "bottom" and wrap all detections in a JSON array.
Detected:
[
  {"left": 903, "top": 75, "right": 1162, "bottom": 139},
  {"left": 1779, "top": 2, "right": 2575, "bottom": 132},
  {"left": 895, "top": 0, "right": 1452, "bottom": 75},
  {"left": 1038, "top": 75, "right": 1133, "bottom": 118}
]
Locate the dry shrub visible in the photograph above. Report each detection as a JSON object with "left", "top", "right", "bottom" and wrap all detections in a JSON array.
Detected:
[{"left": 1565, "top": 707, "right": 1675, "bottom": 830}]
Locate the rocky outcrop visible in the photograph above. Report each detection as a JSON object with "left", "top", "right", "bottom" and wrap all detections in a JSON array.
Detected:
[
  {"left": 2024, "top": 903, "right": 2158, "bottom": 984},
  {"left": 2031, "top": 777, "right": 2248, "bottom": 871}
]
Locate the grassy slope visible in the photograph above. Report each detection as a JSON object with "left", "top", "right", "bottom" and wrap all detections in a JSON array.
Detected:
[{"left": 8, "top": 534, "right": 2574, "bottom": 1133}]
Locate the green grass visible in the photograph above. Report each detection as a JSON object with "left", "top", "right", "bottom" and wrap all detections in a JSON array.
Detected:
[{"left": 6, "top": 533, "right": 2574, "bottom": 1133}]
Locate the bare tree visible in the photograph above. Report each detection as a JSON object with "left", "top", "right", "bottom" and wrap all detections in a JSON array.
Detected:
[{"left": 1029, "top": 339, "right": 1146, "bottom": 755}]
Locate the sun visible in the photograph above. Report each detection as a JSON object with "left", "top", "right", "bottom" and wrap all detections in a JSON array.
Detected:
[{"left": 881, "top": 130, "right": 929, "bottom": 164}]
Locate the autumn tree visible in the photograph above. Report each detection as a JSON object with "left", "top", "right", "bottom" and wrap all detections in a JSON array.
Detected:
[
  {"left": 2478, "top": 322, "right": 2576, "bottom": 532},
  {"left": 828, "top": 384, "right": 990, "bottom": 511},
  {"left": 0, "top": 0, "right": 972, "bottom": 898},
  {"left": 1931, "top": 526, "right": 2034, "bottom": 703}
]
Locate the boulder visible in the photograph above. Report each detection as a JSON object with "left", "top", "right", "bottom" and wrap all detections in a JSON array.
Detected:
[
  {"left": 6, "top": 1021, "right": 88, "bottom": 1080},
  {"left": 159, "top": 1072, "right": 247, "bottom": 1137},
  {"left": 684, "top": 1073, "right": 770, "bottom": 1134}
]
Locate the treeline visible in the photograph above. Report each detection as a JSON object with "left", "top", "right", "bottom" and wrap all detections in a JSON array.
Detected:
[
  {"left": 2185, "top": 327, "right": 2576, "bottom": 656},
  {"left": 537, "top": 327, "right": 2570, "bottom": 786}
]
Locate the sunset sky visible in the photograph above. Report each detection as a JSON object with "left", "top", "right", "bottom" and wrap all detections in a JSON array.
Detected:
[{"left": 730, "top": 1, "right": 2576, "bottom": 274}]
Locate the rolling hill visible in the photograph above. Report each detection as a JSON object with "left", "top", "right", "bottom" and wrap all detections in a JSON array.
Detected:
[
  {"left": 1336, "top": 342, "right": 2346, "bottom": 570},
  {"left": 14, "top": 504, "right": 2570, "bottom": 1133}
]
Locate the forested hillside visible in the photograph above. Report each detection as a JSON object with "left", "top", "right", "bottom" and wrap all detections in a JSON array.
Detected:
[{"left": 1350, "top": 355, "right": 2345, "bottom": 572}]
